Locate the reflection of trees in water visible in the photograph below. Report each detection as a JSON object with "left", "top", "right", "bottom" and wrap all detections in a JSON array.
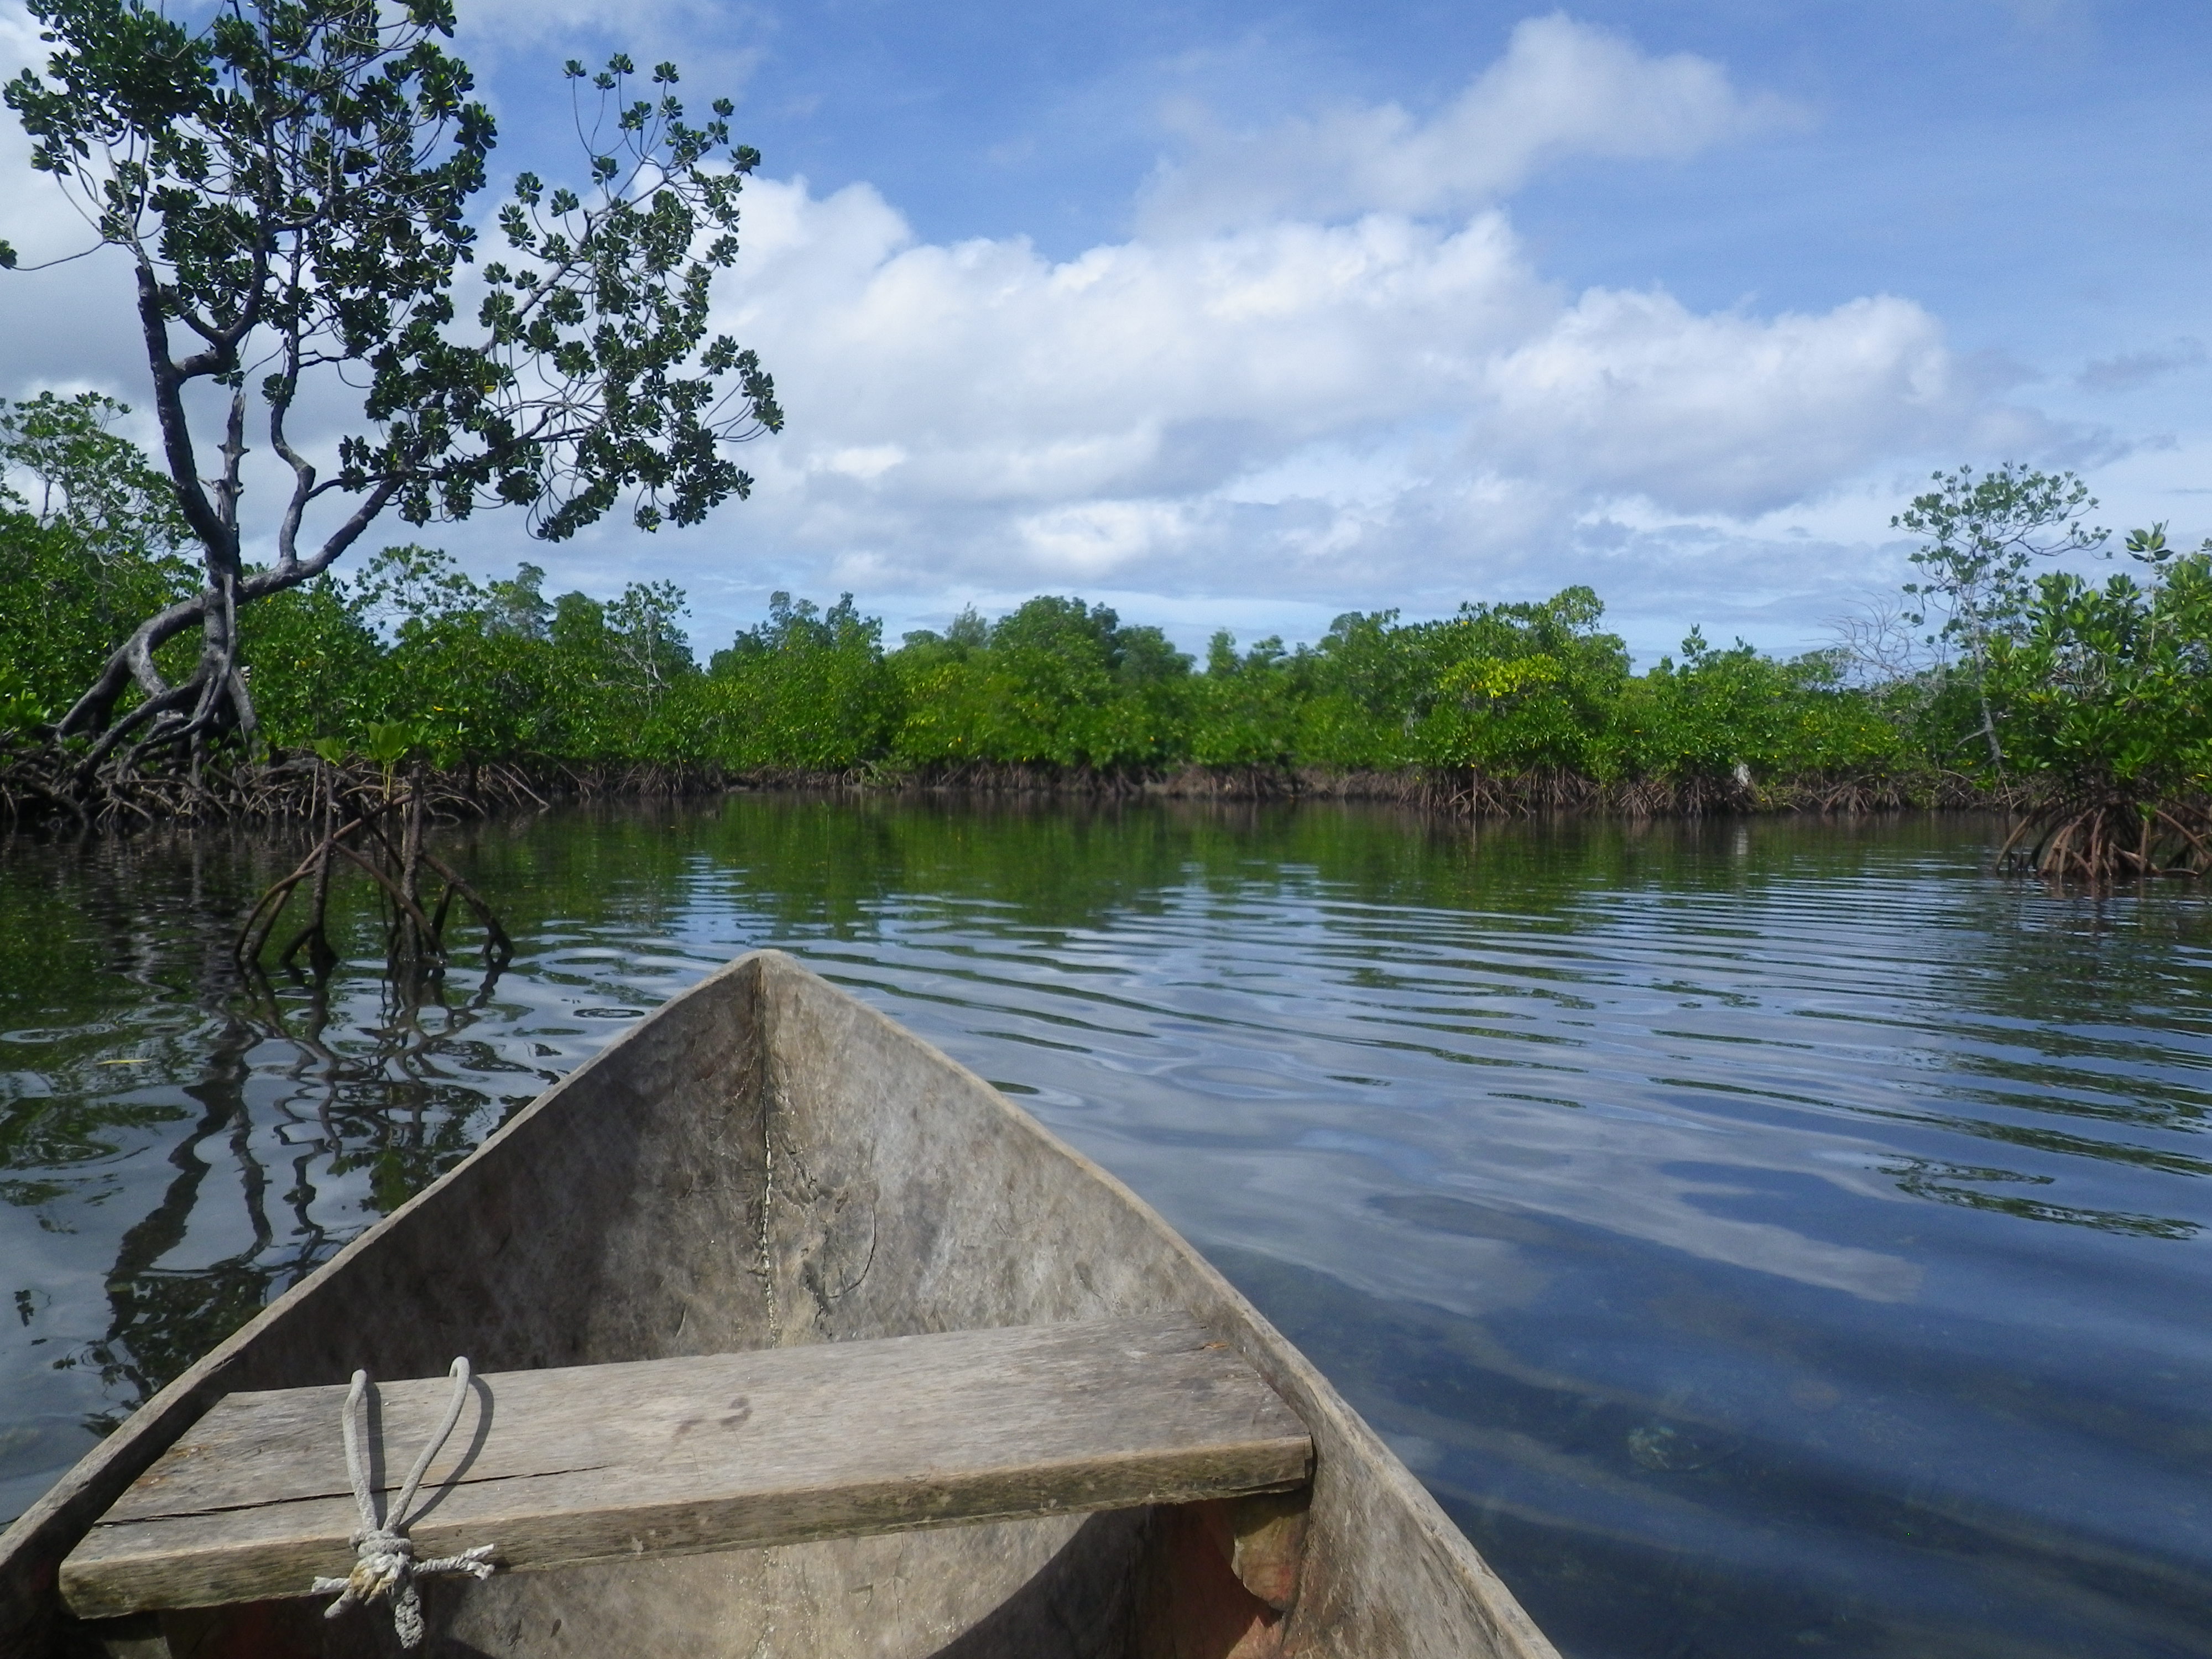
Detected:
[
  {"left": 17, "top": 800, "right": 2212, "bottom": 1435},
  {"left": 72, "top": 967, "right": 508, "bottom": 1428}
]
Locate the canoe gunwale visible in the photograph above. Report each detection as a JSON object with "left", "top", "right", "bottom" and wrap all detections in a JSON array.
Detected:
[
  {"left": 1, "top": 948, "right": 1558, "bottom": 1658},
  {"left": 795, "top": 954, "right": 1557, "bottom": 1658},
  {"left": 0, "top": 956, "right": 774, "bottom": 1653}
]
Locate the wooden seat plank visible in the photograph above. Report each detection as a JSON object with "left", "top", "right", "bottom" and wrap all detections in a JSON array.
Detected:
[{"left": 60, "top": 1314, "right": 1311, "bottom": 1621}]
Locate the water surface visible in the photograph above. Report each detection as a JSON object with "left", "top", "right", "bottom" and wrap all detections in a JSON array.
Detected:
[{"left": 4, "top": 799, "right": 2211, "bottom": 1658}]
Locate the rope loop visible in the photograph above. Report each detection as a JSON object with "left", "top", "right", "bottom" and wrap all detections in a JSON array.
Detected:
[{"left": 310, "top": 1358, "right": 499, "bottom": 1650}]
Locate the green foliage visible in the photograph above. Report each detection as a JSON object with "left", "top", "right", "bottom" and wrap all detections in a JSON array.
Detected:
[
  {"left": 1893, "top": 462, "right": 2107, "bottom": 769},
  {"left": 1870, "top": 463, "right": 2212, "bottom": 835},
  {"left": 235, "top": 576, "right": 383, "bottom": 744},
  {"left": 1603, "top": 633, "right": 1907, "bottom": 785},
  {"left": 888, "top": 596, "right": 1194, "bottom": 770},
  {"left": 1411, "top": 588, "right": 1628, "bottom": 774},
  {"left": 1284, "top": 611, "right": 1422, "bottom": 769},
  {"left": 0, "top": 510, "right": 181, "bottom": 734},
  {"left": 0, "top": 394, "right": 197, "bottom": 733},
  {"left": 1188, "top": 634, "right": 1300, "bottom": 766},
  {"left": 605, "top": 581, "right": 695, "bottom": 712},
  {"left": 6, "top": 11, "right": 777, "bottom": 546},
  {"left": 0, "top": 392, "right": 190, "bottom": 560},
  {"left": 486, "top": 564, "right": 554, "bottom": 640},
  {"left": 687, "top": 593, "right": 900, "bottom": 768},
  {"left": 1984, "top": 541, "right": 2212, "bottom": 801},
  {"left": 25, "top": 426, "right": 2180, "bottom": 809},
  {"left": 1897, "top": 463, "right": 2107, "bottom": 656},
  {"left": 232, "top": 543, "right": 701, "bottom": 763},
  {"left": 4, "top": 1, "right": 780, "bottom": 764},
  {"left": 236, "top": 571, "right": 1923, "bottom": 789}
]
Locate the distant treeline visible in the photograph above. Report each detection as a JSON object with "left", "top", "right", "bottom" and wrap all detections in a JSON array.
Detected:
[
  {"left": 12, "top": 425, "right": 2212, "bottom": 854},
  {"left": 8, "top": 386, "right": 2205, "bottom": 881},
  {"left": 6, "top": 536, "right": 1955, "bottom": 801}
]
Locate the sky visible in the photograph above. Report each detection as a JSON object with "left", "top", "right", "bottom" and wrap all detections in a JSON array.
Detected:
[{"left": 2, "top": 0, "right": 2208, "bottom": 662}]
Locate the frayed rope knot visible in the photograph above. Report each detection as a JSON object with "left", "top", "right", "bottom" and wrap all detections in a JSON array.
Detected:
[
  {"left": 310, "top": 1529, "right": 497, "bottom": 1650},
  {"left": 310, "top": 1359, "right": 499, "bottom": 1650}
]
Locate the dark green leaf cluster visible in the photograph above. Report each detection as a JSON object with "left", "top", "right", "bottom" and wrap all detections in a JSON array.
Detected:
[
  {"left": 6, "top": 5, "right": 777, "bottom": 545},
  {"left": 692, "top": 593, "right": 900, "bottom": 769},
  {"left": 236, "top": 543, "right": 705, "bottom": 762},
  {"left": 4, "top": 6, "right": 780, "bottom": 770},
  {"left": 0, "top": 395, "right": 197, "bottom": 731},
  {"left": 890, "top": 596, "right": 1193, "bottom": 770},
  {"left": 86, "top": 560, "right": 1922, "bottom": 790},
  {"left": 1984, "top": 540, "right": 2212, "bottom": 800},
  {"left": 0, "top": 509, "right": 196, "bottom": 734}
]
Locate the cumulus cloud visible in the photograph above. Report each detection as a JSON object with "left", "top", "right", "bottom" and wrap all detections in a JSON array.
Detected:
[
  {"left": 1139, "top": 13, "right": 1801, "bottom": 237},
  {"left": 712, "top": 173, "right": 1979, "bottom": 608},
  {"left": 0, "top": 6, "right": 2054, "bottom": 655},
  {"left": 1474, "top": 290, "right": 1958, "bottom": 515}
]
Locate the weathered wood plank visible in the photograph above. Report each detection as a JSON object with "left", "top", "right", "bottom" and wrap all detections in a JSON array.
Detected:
[
  {"left": 8, "top": 950, "right": 1558, "bottom": 1659},
  {"left": 61, "top": 1314, "right": 1310, "bottom": 1621}
]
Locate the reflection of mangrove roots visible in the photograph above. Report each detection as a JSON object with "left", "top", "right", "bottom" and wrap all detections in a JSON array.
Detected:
[
  {"left": 236, "top": 762, "right": 514, "bottom": 974},
  {"left": 1998, "top": 791, "right": 2212, "bottom": 885},
  {"left": 0, "top": 739, "right": 619, "bottom": 832}
]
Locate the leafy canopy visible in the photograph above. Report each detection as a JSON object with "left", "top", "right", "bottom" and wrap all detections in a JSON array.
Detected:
[
  {"left": 1896, "top": 463, "right": 2107, "bottom": 661},
  {"left": 0, "top": 392, "right": 190, "bottom": 560},
  {"left": 6, "top": 2, "right": 780, "bottom": 549},
  {"left": 3, "top": 0, "right": 782, "bottom": 771}
]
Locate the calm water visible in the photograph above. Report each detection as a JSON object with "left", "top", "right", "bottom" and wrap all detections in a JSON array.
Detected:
[{"left": 5, "top": 799, "right": 2212, "bottom": 1657}]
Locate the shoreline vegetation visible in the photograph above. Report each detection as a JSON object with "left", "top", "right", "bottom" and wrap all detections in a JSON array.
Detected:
[
  {"left": 2, "top": 393, "right": 2205, "bottom": 877},
  {"left": 1, "top": 0, "right": 2203, "bottom": 893},
  {"left": 0, "top": 533, "right": 2030, "bottom": 830},
  {"left": 0, "top": 749, "right": 2026, "bottom": 832}
]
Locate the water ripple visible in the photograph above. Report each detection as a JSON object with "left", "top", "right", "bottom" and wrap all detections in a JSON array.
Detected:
[{"left": 5, "top": 804, "right": 2212, "bottom": 1657}]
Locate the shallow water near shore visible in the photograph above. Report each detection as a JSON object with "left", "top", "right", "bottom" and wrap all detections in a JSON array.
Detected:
[{"left": 5, "top": 797, "right": 2212, "bottom": 1658}]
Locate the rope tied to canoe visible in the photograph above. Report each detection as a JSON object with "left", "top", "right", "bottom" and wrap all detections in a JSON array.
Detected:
[{"left": 311, "top": 1357, "right": 499, "bottom": 1650}]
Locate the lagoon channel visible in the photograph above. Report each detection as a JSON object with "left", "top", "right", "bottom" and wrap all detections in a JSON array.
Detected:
[{"left": 3, "top": 797, "right": 2211, "bottom": 1658}]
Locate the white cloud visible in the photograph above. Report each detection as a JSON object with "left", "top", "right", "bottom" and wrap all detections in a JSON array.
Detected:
[
  {"left": 650, "top": 15, "right": 2012, "bottom": 649},
  {"left": 1140, "top": 13, "right": 1801, "bottom": 237},
  {"left": 1014, "top": 499, "right": 1193, "bottom": 580},
  {"left": 1475, "top": 290, "right": 1959, "bottom": 515},
  {"left": 713, "top": 172, "right": 1986, "bottom": 616},
  {"left": 728, "top": 189, "right": 1548, "bottom": 503},
  {"left": 0, "top": 7, "right": 2079, "bottom": 659}
]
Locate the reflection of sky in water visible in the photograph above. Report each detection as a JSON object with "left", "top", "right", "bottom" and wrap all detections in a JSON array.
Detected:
[{"left": 5, "top": 802, "right": 2212, "bottom": 1657}]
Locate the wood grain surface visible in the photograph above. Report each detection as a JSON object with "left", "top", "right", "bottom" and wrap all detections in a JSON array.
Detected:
[
  {"left": 61, "top": 1314, "right": 1310, "bottom": 1621},
  {"left": 6, "top": 950, "right": 1561, "bottom": 1659}
]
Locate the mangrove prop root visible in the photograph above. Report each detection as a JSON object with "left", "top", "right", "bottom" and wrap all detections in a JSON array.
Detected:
[
  {"left": 1, "top": 738, "right": 2041, "bottom": 833},
  {"left": 0, "top": 745, "right": 745, "bottom": 834},
  {"left": 232, "top": 771, "right": 514, "bottom": 974},
  {"left": 2006, "top": 790, "right": 2212, "bottom": 886}
]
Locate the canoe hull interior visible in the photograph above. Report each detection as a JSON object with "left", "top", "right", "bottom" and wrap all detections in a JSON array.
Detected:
[{"left": 0, "top": 951, "right": 1555, "bottom": 1658}]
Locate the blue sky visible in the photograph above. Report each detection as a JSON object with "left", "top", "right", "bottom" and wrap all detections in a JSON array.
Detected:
[{"left": 3, "top": 0, "right": 2207, "bottom": 661}]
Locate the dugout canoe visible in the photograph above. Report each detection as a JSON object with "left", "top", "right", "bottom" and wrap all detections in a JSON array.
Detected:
[{"left": 0, "top": 949, "right": 1558, "bottom": 1658}]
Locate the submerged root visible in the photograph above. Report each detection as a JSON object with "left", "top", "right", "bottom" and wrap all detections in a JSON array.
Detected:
[
  {"left": 2000, "top": 791, "right": 2212, "bottom": 886},
  {"left": 233, "top": 763, "right": 513, "bottom": 977},
  {"left": 0, "top": 744, "right": 746, "bottom": 832}
]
